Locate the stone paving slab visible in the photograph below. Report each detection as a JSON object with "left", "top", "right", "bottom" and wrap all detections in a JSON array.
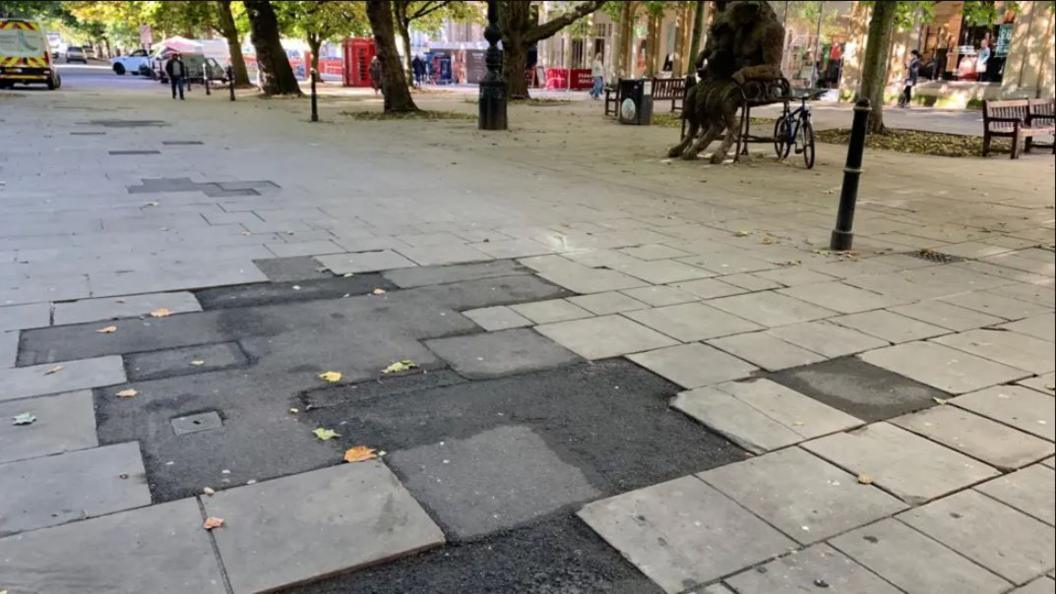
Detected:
[
  {"left": 315, "top": 250, "right": 418, "bottom": 274},
  {"left": 0, "top": 441, "right": 150, "bottom": 535},
  {"left": 396, "top": 244, "right": 493, "bottom": 267},
  {"left": 707, "top": 331, "right": 827, "bottom": 371},
  {"left": 708, "top": 291, "right": 835, "bottom": 328},
  {"left": 203, "top": 461, "right": 444, "bottom": 593},
  {"left": 381, "top": 260, "right": 528, "bottom": 289},
  {"left": 538, "top": 266, "right": 649, "bottom": 294},
  {"left": 934, "top": 329, "right": 1056, "bottom": 374},
  {"left": 829, "top": 518, "right": 1011, "bottom": 594},
  {"left": 669, "top": 278, "right": 745, "bottom": 300},
  {"left": 859, "top": 341, "right": 1029, "bottom": 394},
  {"left": 673, "top": 387, "right": 807, "bottom": 453},
  {"left": 721, "top": 272, "right": 782, "bottom": 292},
  {"left": 577, "top": 475, "right": 797, "bottom": 593},
  {"left": 0, "top": 497, "right": 225, "bottom": 594},
  {"left": 951, "top": 386, "right": 1056, "bottom": 441},
  {"left": 536, "top": 315, "right": 677, "bottom": 360},
  {"left": 568, "top": 291, "right": 648, "bottom": 315},
  {"left": 891, "top": 299, "right": 1005, "bottom": 331},
  {"left": 388, "top": 426, "right": 599, "bottom": 540},
  {"left": 898, "top": 489, "right": 1055, "bottom": 585},
  {"left": 699, "top": 448, "right": 906, "bottom": 544},
  {"left": 940, "top": 291, "right": 1051, "bottom": 321},
  {"left": 714, "top": 378, "right": 862, "bottom": 438},
  {"left": 621, "top": 285, "right": 699, "bottom": 307},
  {"left": 53, "top": 291, "right": 201, "bottom": 325},
  {"left": 767, "top": 321, "right": 889, "bottom": 358},
  {"left": 976, "top": 465, "right": 1056, "bottom": 526},
  {"left": 628, "top": 343, "right": 757, "bottom": 389},
  {"left": 461, "top": 305, "right": 532, "bottom": 331},
  {"left": 1019, "top": 372, "right": 1056, "bottom": 395},
  {"left": 892, "top": 405, "right": 1054, "bottom": 471},
  {"left": 831, "top": 310, "right": 949, "bottom": 343},
  {"left": 1, "top": 355, "right": 126, "bottom": 402},
  {"left": 0, "top": 390, "right": 97, "bottom": 464},
  {"left": 778, "top": 282, "right": 898, "bottom": 314},
  {"left": 802, "top": 422, "right": 999, "bottom": 504},
  {"left": 1011, "top": 577, "right": 1056, "bottom": 594},
  {"left": 0, "top": 302, "right": 50, "bottom": 331},
  {"left": 1, "top": 329, "right": 16, "bottom": 368},
  {"left": 625, "top": 302, "right": 762, "bottom": 341},
  {"left": 424, "top": 328, "right": 580, "bottom": 379},
  {"left": 511, "top": 298, "right": 593, "bottom": 324},
  {"left": 724, "top": 543, "right": 903, "bottom": 594},
  {"left": 1000, "top": 312, "right": 1056, "bottom": 342}
]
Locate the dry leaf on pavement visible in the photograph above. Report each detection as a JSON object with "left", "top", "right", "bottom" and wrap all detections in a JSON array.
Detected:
[
  {"left": 115, "top": 389, "right": 139, "bottom": 398},
  {"left": 372, "top": 288, "right": 386, "bottom": 295},
  {"left": 382, "top": 359, "right": 418, "bottom": 374},
  {"left": 149, "top": 308, "right": 172, "bottom": 318},
  {"left": 313, "top": 427, "right": 341, "bottom": 441},
  {"left": 203, "top": 517, "right": 225, "bottom": 530},
  {"left": 202, "top": 487, "right": 215, "bottom": 496},
  {"left": 318, "top": 371, "right": 342, "bottom": 383},
  {"left": 12, "top": 413, "right": 37, "bottom": 425},
  {"left": 343, "top": 446, "right": 377, "bottom": 463},
  {"left": 857, "top": 473, "right": 874, "bottom": 485},
  {"left": 96, "top": 325, "right": 118, "bottom": 334},
  {"left": 190, "top": 359, "right": 205, "bottom": 366},
  {"left": 44, "top": 365, "right": 64, "bottom": 375}
]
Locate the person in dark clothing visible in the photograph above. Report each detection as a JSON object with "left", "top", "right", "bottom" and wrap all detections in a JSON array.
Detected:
[
  {"left": 369, "top": 55, "right": 382, "bottom": 95},
  {"left": 411, "top": 55, "right": 425, "bottom": 87},
  {"left": 899, "top": 49, "right": 921, "bottom": 108},
  {"left": 165, "top": 52, "right": 187, "bottom": 100}
]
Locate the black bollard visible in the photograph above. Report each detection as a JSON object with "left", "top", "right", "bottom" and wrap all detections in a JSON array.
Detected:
[
  {"left": 829, "top": 98, "right": 871, "bottom": 251},
  {"left": 478, "top": 0, "right": 507, "bottom": 130},
  {"left": 227, "top": 66, "right": 235, "bottom": 101},
  {"left": 310, "top": 68, "right": 319, "bottom": 122},
  {"left": 205, "top": 70, "right": 211, "bottom": 96}
]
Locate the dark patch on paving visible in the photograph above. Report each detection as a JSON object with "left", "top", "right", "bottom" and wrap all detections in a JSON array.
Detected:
[
  {"left": 384, "top": 259, "right": 532, "bottom": 289},
  {"left": 299, "top": 369, "right": 467, "bottom": 410},
  {"left": 108, "top": 150, "right": 162, "bottom": 155},
  {"left": 69, "top": 131, "right": 106, "bottom": 135},
  {"left": 161, "top": 140, "right": 204, "bottom": 145},
  {"left": 769, "top": 357, "right": 949, "bottom": 422},
  {"left": 125, "top": 177, "right": 278, "bottom": 197},
  {"left": 194, "top": 272, "right": 394, "bottom": 309},
  {"left": 125, "top": 342, "right": 249, "bottom": 381},
  {"left": 252, "top": 256, "right": 334, "bottom": 283},
  {"left": 83, "top": 119, "right": 168, "bottom": 127},
  {"left": 279, "top": 515, "right": 663, "bottom": 594}
]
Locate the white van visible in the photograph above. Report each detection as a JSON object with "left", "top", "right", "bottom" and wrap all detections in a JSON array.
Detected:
[{"left": 0, "top": 18, "right": 61, "bottom": 89}]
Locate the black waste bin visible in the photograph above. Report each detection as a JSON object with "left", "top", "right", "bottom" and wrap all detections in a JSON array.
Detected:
[{"left": 618, "top": 78, "right": 653, "bottom": 125}]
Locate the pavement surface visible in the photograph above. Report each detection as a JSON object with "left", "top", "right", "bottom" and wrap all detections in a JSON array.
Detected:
[{"left": 0, "top": 66, "right": 1054, "bottom": 594}]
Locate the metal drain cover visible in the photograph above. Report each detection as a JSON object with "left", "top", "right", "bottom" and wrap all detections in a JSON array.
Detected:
[
  {"left": 910, "top": 249, "right": 963, "bottom": 264},
  {"left": 171, "top": 411, "right": 223, "bottom": 435}
]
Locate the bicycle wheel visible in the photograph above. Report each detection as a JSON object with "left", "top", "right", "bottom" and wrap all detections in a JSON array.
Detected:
[
  {"left": 773, "top": 116, "right": 790, "bottom": 159},
  {"left": 801, "top": 120, "right": 816, "bottom": 169}
]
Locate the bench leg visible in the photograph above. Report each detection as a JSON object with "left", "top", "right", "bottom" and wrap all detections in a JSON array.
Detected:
[
  {"left": 1011, "top": 131, "right": 1020, "bottom": 159},
  {"left": 1025, "top": 136, "right": 1033, "bottom": 154},
  {"left": 982, "top": 132, "right": 991, "bottom": 157}
]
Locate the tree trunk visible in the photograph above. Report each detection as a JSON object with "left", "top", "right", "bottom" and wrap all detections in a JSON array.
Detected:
[
  {"left": 366, "top": 0, "right": 418, "bottom": 112},
  {"left": 244, "top": 0, "right": 302, "bottom": 95},
  {"left": 308, "top": 35, "right": 321, "bottom": 78},
  {"left": 614, "top": 2, "right": 637, "bottom": 79},
  {"left": 687, "top": 0, "right": 705, "bottom": 75},
  {"left": 672, "top": 4, "right": 686, "bottom": 75},
  {"left": 858, "top": 0, "right": 897, "bottom": 134},
  {"left": 504, "top": 33, "right": 529, "bottom": 99},
  {"left": 215, "top": 0, "right": 251, "bottom": 87},
  {"left": 397, "top": 16, "right": 414, "bottom": 85},
  {"left": 645, "top": 12, "right": 661, "bottom": 77}
]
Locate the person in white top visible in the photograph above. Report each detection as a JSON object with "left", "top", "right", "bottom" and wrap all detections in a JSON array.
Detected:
[{"left": 590, "top": 53, "right": 604, "bottom": 99}]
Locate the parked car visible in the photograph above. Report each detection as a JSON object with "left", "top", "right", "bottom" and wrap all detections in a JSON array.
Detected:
[
  {"left": 65, "top": 46, "right": 87, "bottom": 63},
  {"left": 152, "top": 53, "right": 227, "bottom": 84},
  {"left": 0, "top": 18, "right": 62, "bottom": 90},
  {"left": 111, "top": 48, "right": 151, "bottom": 75}
]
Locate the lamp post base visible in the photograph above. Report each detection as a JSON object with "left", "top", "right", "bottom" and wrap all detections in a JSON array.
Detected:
[
  {"left": 479, "top": 79, "right": 507, "bottom": 130},
  {"left": 829, "top": 229, "right": 854, "bottom": 251}
]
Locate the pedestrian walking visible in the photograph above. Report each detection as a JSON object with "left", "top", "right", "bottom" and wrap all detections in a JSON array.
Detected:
[
  {"left": 165, "top": 52, "right": 187, "bottom": 100},
  {"left": 898, "top": 49, "right": 920, "bottom": 108},
  {"left": 369, "top": 55, "right": 383, "bottom": 96},
  {"left": 589, "top": 53, "right": 604, "bottom": 100},
  {"left": 412, "top": 55, "right": 425, "bottom": 87}
]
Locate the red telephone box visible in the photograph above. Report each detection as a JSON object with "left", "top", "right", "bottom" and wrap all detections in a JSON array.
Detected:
[{"left": 342, "top": 38, "right": 376, "bottom": 87}]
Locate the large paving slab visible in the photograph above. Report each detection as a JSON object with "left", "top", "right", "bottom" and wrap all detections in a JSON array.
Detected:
[
  {"left": 511, "top": 298, "right": 593, "bottom": 324},
  {"left": 707, "top": 331, "right": 827, "bottom": 371},
  {"left": 941, "top": 290, "right": 1051, "bottom": 320},
  {"left": 1, "top": 329, "right": 17, "bottom": 368},
  {"left": 707, "top": 291, "right": 836, "bottom": 328},
  {"left": 724, "top": 543, "right": 903, "bottom": 594},
  {"left": 203, "top": 461, "right": 445, "bottom": 593},
  {"left": 898, "top": 489, "right": 1055, "bottom": 585},
  {"left": 933, "top": 329, "right": 1056, "bottom": 374},
  {"left": 0, "top": 302, "right": 51, "bottom": 332},
  {"left": 0, "top": 390, "right": 98, "bottom": 464},
  {"left": 778, "top": 282, "right": 898, "bottom": 314},
  {"left": 424, "top": 328, "right": 580, "bottom": 379},
  {"left": 802, "top": 422, "right": 999, "bottom": 504},
  {"left": 975, "top": 465, "right": 1056, "bottom": 526},
  {"left": 0, "top": 497, "right": 225, "bottom": 594},
  {"left": 891, "top": 299, "right": 1006, "bottom": 331},
  {"left": 315, "top": 250, "right": 418, "bottom": 274},
  {"left": 999, "top": 312, "right": 1056, "bottom": 343},
  {"left": 767, "top": 321, "right": 889, "bottom": 358},
  {"left": 892, "top": 406, "right": 1054, "bottom": 471},
  {"left": 536, "top": 315, "right": 678, "bottom": 360},
  {"left": 568, "top": 291, "right": 648, "bottom": 315},
  {"left": 0, "top": 355, "right": 127, "bottom": 402},
  {"left": 769, "top": 356, "right": 947, "bottom": 422},
  {"left": 0, "top": 441, "right": 150, "bottom": 535},
  {"left": 52, "top": 291, "right": 202, "bottom": 325},
  {"left": 627, "top": 343, "right": 757, "bottom": 388},
  {"left": 381, "top": 260, "right": 529, "bottom": 289},
  {"left": 577, "top": 476, "right": 797, "bottom": 593},
  {"left": 859, "top": 341, "right": 1029, "bottom": 394},
  {"left": 387, "top": 426, "right": 599, "bottom": 540},
  {"left": 1011, "top": 578, "right": 1056, "bottom": 594},
  {"left": 829, "top": 518, "right": 1011, "bottom": 594},
  {"left": 1017, "top": 372, "right": 1055, "bottom": 395},
  {"left": 831, "top": 309, "right": 949, "bottom": 343},
  {"left": 461, "top": 305, "right": 532, "bottom": 330},
  {"left": 624, "top": 302, "right": 762, "bottom": 341},
  {"left": 951, "top": 385, "right": 1056, "bottom": 441},
  {"left": 699, "top": 448, "right": 906, "bottom": 544}
]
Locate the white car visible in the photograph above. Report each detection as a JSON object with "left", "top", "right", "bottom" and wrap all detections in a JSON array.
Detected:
[{"left": 111, "top": 48, "right": 151, "bottom": 75}]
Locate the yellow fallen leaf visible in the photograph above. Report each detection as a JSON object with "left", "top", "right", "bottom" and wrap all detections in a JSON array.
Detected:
[
  {"left": 932, "top": 397, "right": 947, "bottom": 405},
  {"left": 149, "top": 308, "right": 172, "bottom": 318},
  {"left": 96, "top": 325, "right": 118, "bottom": 334},
  {"left": 44, "top": 365, "right": 64, "bottom": 375},
  {"left": 203, "top": 517, "right": 225, "bottom": 530},
  {"left": 343, "top": 445, "right": 378, "bottom": 463},
  {"left": 734, "top": 230, "right": 751, "bottom": 237},
  {"left": 115, "top": 389, "right": 139, "bottom": 398},
  {"left": 857, "top": 473, "right": 874, "bottom": 485},
  {"left": 313, "top": 427, "right": 341, "bottom": 440},
  {"left": 318, "top": 371, "right": 342, "bottom": 383},
  {"left": 382, "top": 359, "right": 418, "bottom": 374}
]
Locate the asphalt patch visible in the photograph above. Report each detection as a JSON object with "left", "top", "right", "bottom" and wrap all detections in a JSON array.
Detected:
[
  {"left": 194, "top": 272, "right": 394, "bottom": 309},
  {"left": 125, "top": 342, "right": 249, "bottom": 381},
  {"left": 769, "top": 356, "right": 949, "bottom": 422}
]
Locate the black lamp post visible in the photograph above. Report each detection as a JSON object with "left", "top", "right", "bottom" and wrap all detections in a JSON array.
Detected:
[{"left": 479, "top": 0, "right": 507, "bottom": 130}]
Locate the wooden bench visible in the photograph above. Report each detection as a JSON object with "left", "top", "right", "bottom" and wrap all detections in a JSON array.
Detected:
[
  {"left": 604, "top": 76, "right": 688, "bottom": 117},
  {"left": 983, "top": 98, "right": 1056, "bottom": 159}
]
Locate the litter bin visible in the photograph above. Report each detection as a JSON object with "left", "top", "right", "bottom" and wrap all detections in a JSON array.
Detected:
[{"left": 618, "top": 78, "right": 653, "bottom": 125}]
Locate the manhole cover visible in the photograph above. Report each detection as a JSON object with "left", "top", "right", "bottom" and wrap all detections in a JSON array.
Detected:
[
  {"left": 171, "top": 411, "right": 223, "bottom": 435},
  {"left": 910, "top": 249, "right": 963, "bottom": 264},
  {"left": 109, "top": 150, "right": 161, "bottom": 155}
]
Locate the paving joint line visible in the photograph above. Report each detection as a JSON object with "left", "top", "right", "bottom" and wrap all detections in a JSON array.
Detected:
[{"left": 195, "top": 495, "right": 235, "bottom": 594}]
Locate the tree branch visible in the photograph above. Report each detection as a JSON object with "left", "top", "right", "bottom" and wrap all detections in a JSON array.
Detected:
[
  {"left": 410, "top": 0, "right": 451, "bottom": 20},
  {"left": 525, "top": 0, "right": 606, "bottom": 44}
]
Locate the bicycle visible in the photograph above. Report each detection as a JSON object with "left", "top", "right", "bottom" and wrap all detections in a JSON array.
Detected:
[{"left": 773, "top": 88, "right": 827, "bottom": 169}]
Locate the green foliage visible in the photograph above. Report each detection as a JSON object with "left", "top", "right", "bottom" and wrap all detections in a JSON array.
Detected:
[
  {"left": 862, "top": 1, "right": 936, "bottom": 31},
  {"left": 275, "top": 0, "right": 369, "bottom": 44},
  {"left": 0, "top": 1, "right": 65, "bottom": 19},
  {"left": 962, "top": 0, "right": 1018, "bottom": 26},
  {"left": 399, "top": 1, "right": 479, "bottom": 34}
]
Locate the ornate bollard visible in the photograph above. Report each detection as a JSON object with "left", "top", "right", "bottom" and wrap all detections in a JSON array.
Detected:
[
  {"left": 829, "top": 98, "right": 870, "bottom": 251},
  {"left": 478, "top": 0, "right": 507, "bottom": 130},
  {"left": 227, "top": 65, "right": 235, "bottom": 101},
  {"left": 310, "top": 68, "right": 319, "bottom": 122}
]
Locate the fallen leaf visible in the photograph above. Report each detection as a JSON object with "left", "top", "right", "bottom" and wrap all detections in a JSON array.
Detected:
[
  {"left": 318, "top": 371, "right": 342, "bottom": 383},
  {"left": 12, "top": 413, "right": 37, "bottom": 425},
  {"left": 149, "top": 307, "right": 172, "bottom": 318},
  {"left": 857, "top": 473, "right": 874, "bottom": 485},
  {"left": 44, "top": 365, "right": 64, "bottom": 375},
  {"left": 115, "top": 389, "right": 139, "bottom": 398},
  {"left": 932, "top": 397, "right": 948, "bottom": 405},
  {"left": 289, "top": 407, "right": 299, "bottom": 414},
  {"left": 96, "top": 325, "right": 118, "bottom": 334},
  {"left": 734, "top": 230, "right": 751, "bottom": 237},
  {"left": 190, "top": 359, "right": 205, "bottom": 366},
  {"left": 372, "top": 288, "right": 386, "bottom": 295},
  {"left": 203, "top": 517, "right": 225, "bottom": 530},
  {"left": 145, "top": 201, "right": 160, "bottom": 207},
  {"left": 382, "top": 359, "right": 418, "bottom": 374},
  {"left": 343, "top": 445, "right": 378, "bottom": 463},
  {"left": 203, "top": 486, "right": 216, "bottom": 496},
  {"left": 313, "top": 427, "right": 341, "bottom": 441}
]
